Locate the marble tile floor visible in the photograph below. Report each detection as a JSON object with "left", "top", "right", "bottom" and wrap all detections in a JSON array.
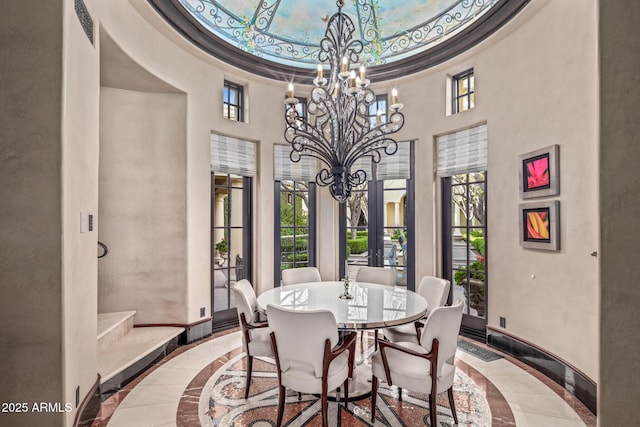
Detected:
[{"left": 91, "top": 329, "right": 596, "bottom": 427}]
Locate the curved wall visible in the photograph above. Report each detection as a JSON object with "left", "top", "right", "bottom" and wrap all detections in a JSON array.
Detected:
[
  {"left": 0, "top": 1, "right": 603, "bottom": 425},
  {"left": 96, "top": 0, "right": 598, "bottom": 383}
]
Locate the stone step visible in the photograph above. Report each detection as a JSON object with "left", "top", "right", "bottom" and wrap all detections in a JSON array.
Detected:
[
  {"left": 98, "top": 326, "right": 184, "bottom": 396},
  {"left": 97, "top": 311, "right": 136, "bottom": 355}
]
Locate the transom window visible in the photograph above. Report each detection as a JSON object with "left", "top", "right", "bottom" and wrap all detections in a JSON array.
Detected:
[
  {"left": 292, "top": 98, "right": 307, "bottom": 130},
  {"left": 452, "top": 69, "right": 475, "bottom": 113},
  {"left": 223, "top": 80, "right": 244, "bottom": 121},
  {"left": 367, "top": 95, "right": 388, "bottom": 127}
]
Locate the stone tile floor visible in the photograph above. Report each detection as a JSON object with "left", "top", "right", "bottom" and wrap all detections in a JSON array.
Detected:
[{"left": 92, "top": 329, "right": 596, "bottom": 426}]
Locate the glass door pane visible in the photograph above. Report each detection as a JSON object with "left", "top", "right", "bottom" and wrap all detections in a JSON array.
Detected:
[
  {"left": 276, "top": 181, "right": 315, "bottom": 284},
  {"left": 448, "top": 173, "right": 487, "bottom": 324},
  {"left": 345, "top": 183, "right": 369, "bottom": 280},
  {"left": 382, "top": 179, "right": 408, "bottom": 286},
  {"left": 340, "top": 143, "right": 414, "bottom": 289},
  {"left": 212, "top": 173, "right": 251, "bottom": 324}
]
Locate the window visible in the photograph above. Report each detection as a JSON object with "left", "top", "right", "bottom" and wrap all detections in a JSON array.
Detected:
[
  {"left": 340, "top": 142, "right": 415, "bottom": 288},
  {"left": 223, "top": 80, "right": 244, "bottom": 121},
  {"left": 437, "top": 124, "right": 488, "bottom": 335},
  {"left": 276, "top": 182, "right": 316, "bottom": 282},
  {"left": 445, "top": 172, "right": 487, "bottom": 322},
  {"left": 367, "top": 95, "right": 388, "bottom": 127},
  {"left": 273, "top": 142, "right": 318, "bottom": 285},
  {"left": 210, "top": 134, "right": 255, "bottom": 327},
  {"left": 294, "top": 98, "right": 307, "bottom": 122},
  {"left": 452, "top": 69, "right": 475, "bottom": 113},
  {"left": 287, "top": 97, "right": 307, "bottom": 131},
  {"left": 211, "top": 173, "right": 252, "bottom": 324}
]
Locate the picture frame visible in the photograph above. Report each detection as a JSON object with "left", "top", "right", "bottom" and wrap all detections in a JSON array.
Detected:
[
  {"left": 519, "top": 201, "right": 560, "bottom": 250},
  {"left": 519, "top": 144, "right": 559, "bottom": 199}
]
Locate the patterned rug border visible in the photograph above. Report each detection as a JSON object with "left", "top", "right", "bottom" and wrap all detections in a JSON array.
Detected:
[{"left": 177, "top": 336, "right": 517, "bottom": 426}]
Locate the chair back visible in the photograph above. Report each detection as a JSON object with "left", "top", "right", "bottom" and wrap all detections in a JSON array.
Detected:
[
  {"left": 281, "top": 266, "right": 321, "bottom": 286},
  {"left": 232, "top": 279, "right": 258, "bottom": 325},
  {"left": 355, "top": 266, "right": 395, "bottom": 286},
  {"left": 417, "top": 276, "right": 450, "bottom": 315},
  {"left": 267, "top": 304, "right": 338, "bottom": 378},
  {"left": 419, "top": 299, "right": 463, "bottom": 377}
]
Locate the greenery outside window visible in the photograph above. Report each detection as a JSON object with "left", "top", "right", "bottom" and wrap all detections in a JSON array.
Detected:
[
  {"left": 449, "top": 172, "right": 486, "bottom": 318},
  {"left": 275, "top": 181, "right": 316, "bottom": 284}
]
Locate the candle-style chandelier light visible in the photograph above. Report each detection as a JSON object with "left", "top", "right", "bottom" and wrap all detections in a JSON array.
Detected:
[{"left": 284, "top": 0, "right": 405, "bottom": 203}]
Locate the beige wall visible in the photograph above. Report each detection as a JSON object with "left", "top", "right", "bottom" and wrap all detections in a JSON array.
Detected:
[
  {"left": 61, "top": 0, "right": 100, "bottom": 425},
  {"left": 0, "top": 2, "right": 65, "bottom": 425},
  {"left": 92, "top": 0, "right": 286, "bottom": 307},
  {"left": 599, "top": 0, "right": 640, "bottom": 424},
  {"left": 382, "top": 0, "right": 598, "bottom": 380},
  {"left": 0, "top": 0, "right": 609, "bottom": 424},
  {"left": 98, "top": 88, "right": 187, "bottom": 324},
  {"left": 0, "top": 0, "right": 100, "bottom": 425},
  {"left": 483, "top": 0, "right": 598, "bottom": 381}
]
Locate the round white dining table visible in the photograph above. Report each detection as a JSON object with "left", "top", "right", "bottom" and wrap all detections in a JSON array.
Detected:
[
  {"left": 256, "top": 281, "right": 428, "bottom": 330},
  {"left": 256, "top": 281, "right": 428, "bottom": 399}
]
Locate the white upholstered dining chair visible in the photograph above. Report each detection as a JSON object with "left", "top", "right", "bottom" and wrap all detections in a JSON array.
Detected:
[
  {"left": 231, "top": 280, "right": 273, "bottom": 399},
  {"left": 355, "top": 266, "right": 396, "bottom": 349},
  {"left": 370, "top": 299, "right": 464, "bottom": 426},
  {"left": 267, "top": 304, "right": 356, "bottom": 427},
  {"left": 281, "top": 266, "right": 322, "bottom": 286},
  {"left": 355, "top": 266, "right": 395, "bottom": 286},
  {"left": 384, "top": 276, "right": 451, "bottom": 344}
]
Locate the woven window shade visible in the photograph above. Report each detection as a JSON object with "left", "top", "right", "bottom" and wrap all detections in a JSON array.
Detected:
[
  {"left": 377, "top": 141, "right": 411, "bottom": 180},
  {"left": 351, "top": 156, "right": 373, "bottom": 180},
  {"left": 273, "top": 144, "right": 318, "bottom": 182},
  {"left": 437, "top": 124, "right": 488, "bottom": 177},
  {"left": 210, "top": 133, "right": 256, "bottom": 177}
]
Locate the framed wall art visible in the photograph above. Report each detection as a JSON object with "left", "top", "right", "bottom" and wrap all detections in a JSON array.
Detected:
[
  {"left": 519, "top": 200, "right": 560, "bottom": 250},
  {"left": 519, "top": 144, "right": 559, "bottom": 199}
]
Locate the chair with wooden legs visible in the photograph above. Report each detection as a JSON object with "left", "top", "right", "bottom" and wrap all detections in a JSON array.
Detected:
[
  {"left": 370, "top": 299, "right": 464, "bottom": 426},
  {"left": 231, "top": 279, "right": 273, "bottom": 399},
  {"left": 267, "top": 304, "right": 356, "bottom": 427}
]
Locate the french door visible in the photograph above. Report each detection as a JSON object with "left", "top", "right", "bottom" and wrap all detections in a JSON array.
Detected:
[
  {"left": 442, "top": 172, "right": 487, "bottom": 337},
  {"left": 211, "top": 173, "right": 252, "bottom": 328},
  {"left": 340, "top": 143, "right": 415, "bottom": 290},
  {"left": 274, "top": 181, "right": 317, "bottom": 286}
]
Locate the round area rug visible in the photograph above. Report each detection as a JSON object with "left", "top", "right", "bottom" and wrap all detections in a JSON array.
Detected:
[{"left": 197, "top": 353, "right": 491, "bottom": 427}]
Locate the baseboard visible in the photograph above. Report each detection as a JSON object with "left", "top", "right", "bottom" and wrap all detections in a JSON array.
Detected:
[
  {"left": 184, "top": 319, "right": 213, "bottom": 343},
  {"left": 486, "top": 326, "right": 597, "bottom": 415},
  {"left": 74, "top": 374, "right": 101, "bottom": 427},
  {"left": 135, "top": 317, "right": 213, "bottom": 344}
]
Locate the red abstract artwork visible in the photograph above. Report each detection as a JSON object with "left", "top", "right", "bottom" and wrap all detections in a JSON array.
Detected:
[{"left": 525, "top": 156, "right": 549, "bottom": 190}]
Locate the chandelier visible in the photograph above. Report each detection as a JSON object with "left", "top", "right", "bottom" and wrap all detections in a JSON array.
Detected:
[{"left": 284, "top": 0, "right": 405, "bottom": 203}]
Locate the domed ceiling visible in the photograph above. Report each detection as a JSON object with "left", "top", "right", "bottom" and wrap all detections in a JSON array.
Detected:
[{"left": 151, "top": 0, "right": 530, "bottom": 81}]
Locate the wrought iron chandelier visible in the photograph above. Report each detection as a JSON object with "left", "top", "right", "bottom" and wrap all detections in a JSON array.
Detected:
[{"left": 284, "top": 0, "right": 405, "bottom": 203}]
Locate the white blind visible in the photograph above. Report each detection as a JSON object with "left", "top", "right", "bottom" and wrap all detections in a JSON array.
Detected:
[
  {"left": 210, "top": 133, "right": 257, "bottom": 177},
  {"left": 351, "top": 156, "right": 373, "bottom": 180},
  {"left": 437, "top": 124, "right": 488, "bottom": 177},
  {"left": 273, "top": 144, "right": 318, "bottom": 182},
  {"left": 377, "top": 141, "right": 411, "bottom": 180}
]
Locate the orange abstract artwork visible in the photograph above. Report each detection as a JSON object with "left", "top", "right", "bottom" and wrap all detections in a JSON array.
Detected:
[{"left": 526, "top": 211, "right": 549, "bottom": 240}]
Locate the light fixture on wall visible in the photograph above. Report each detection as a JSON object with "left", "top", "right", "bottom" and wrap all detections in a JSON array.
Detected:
[{"left": 284, "top": 0, "right": 405, "bottom": 203}]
